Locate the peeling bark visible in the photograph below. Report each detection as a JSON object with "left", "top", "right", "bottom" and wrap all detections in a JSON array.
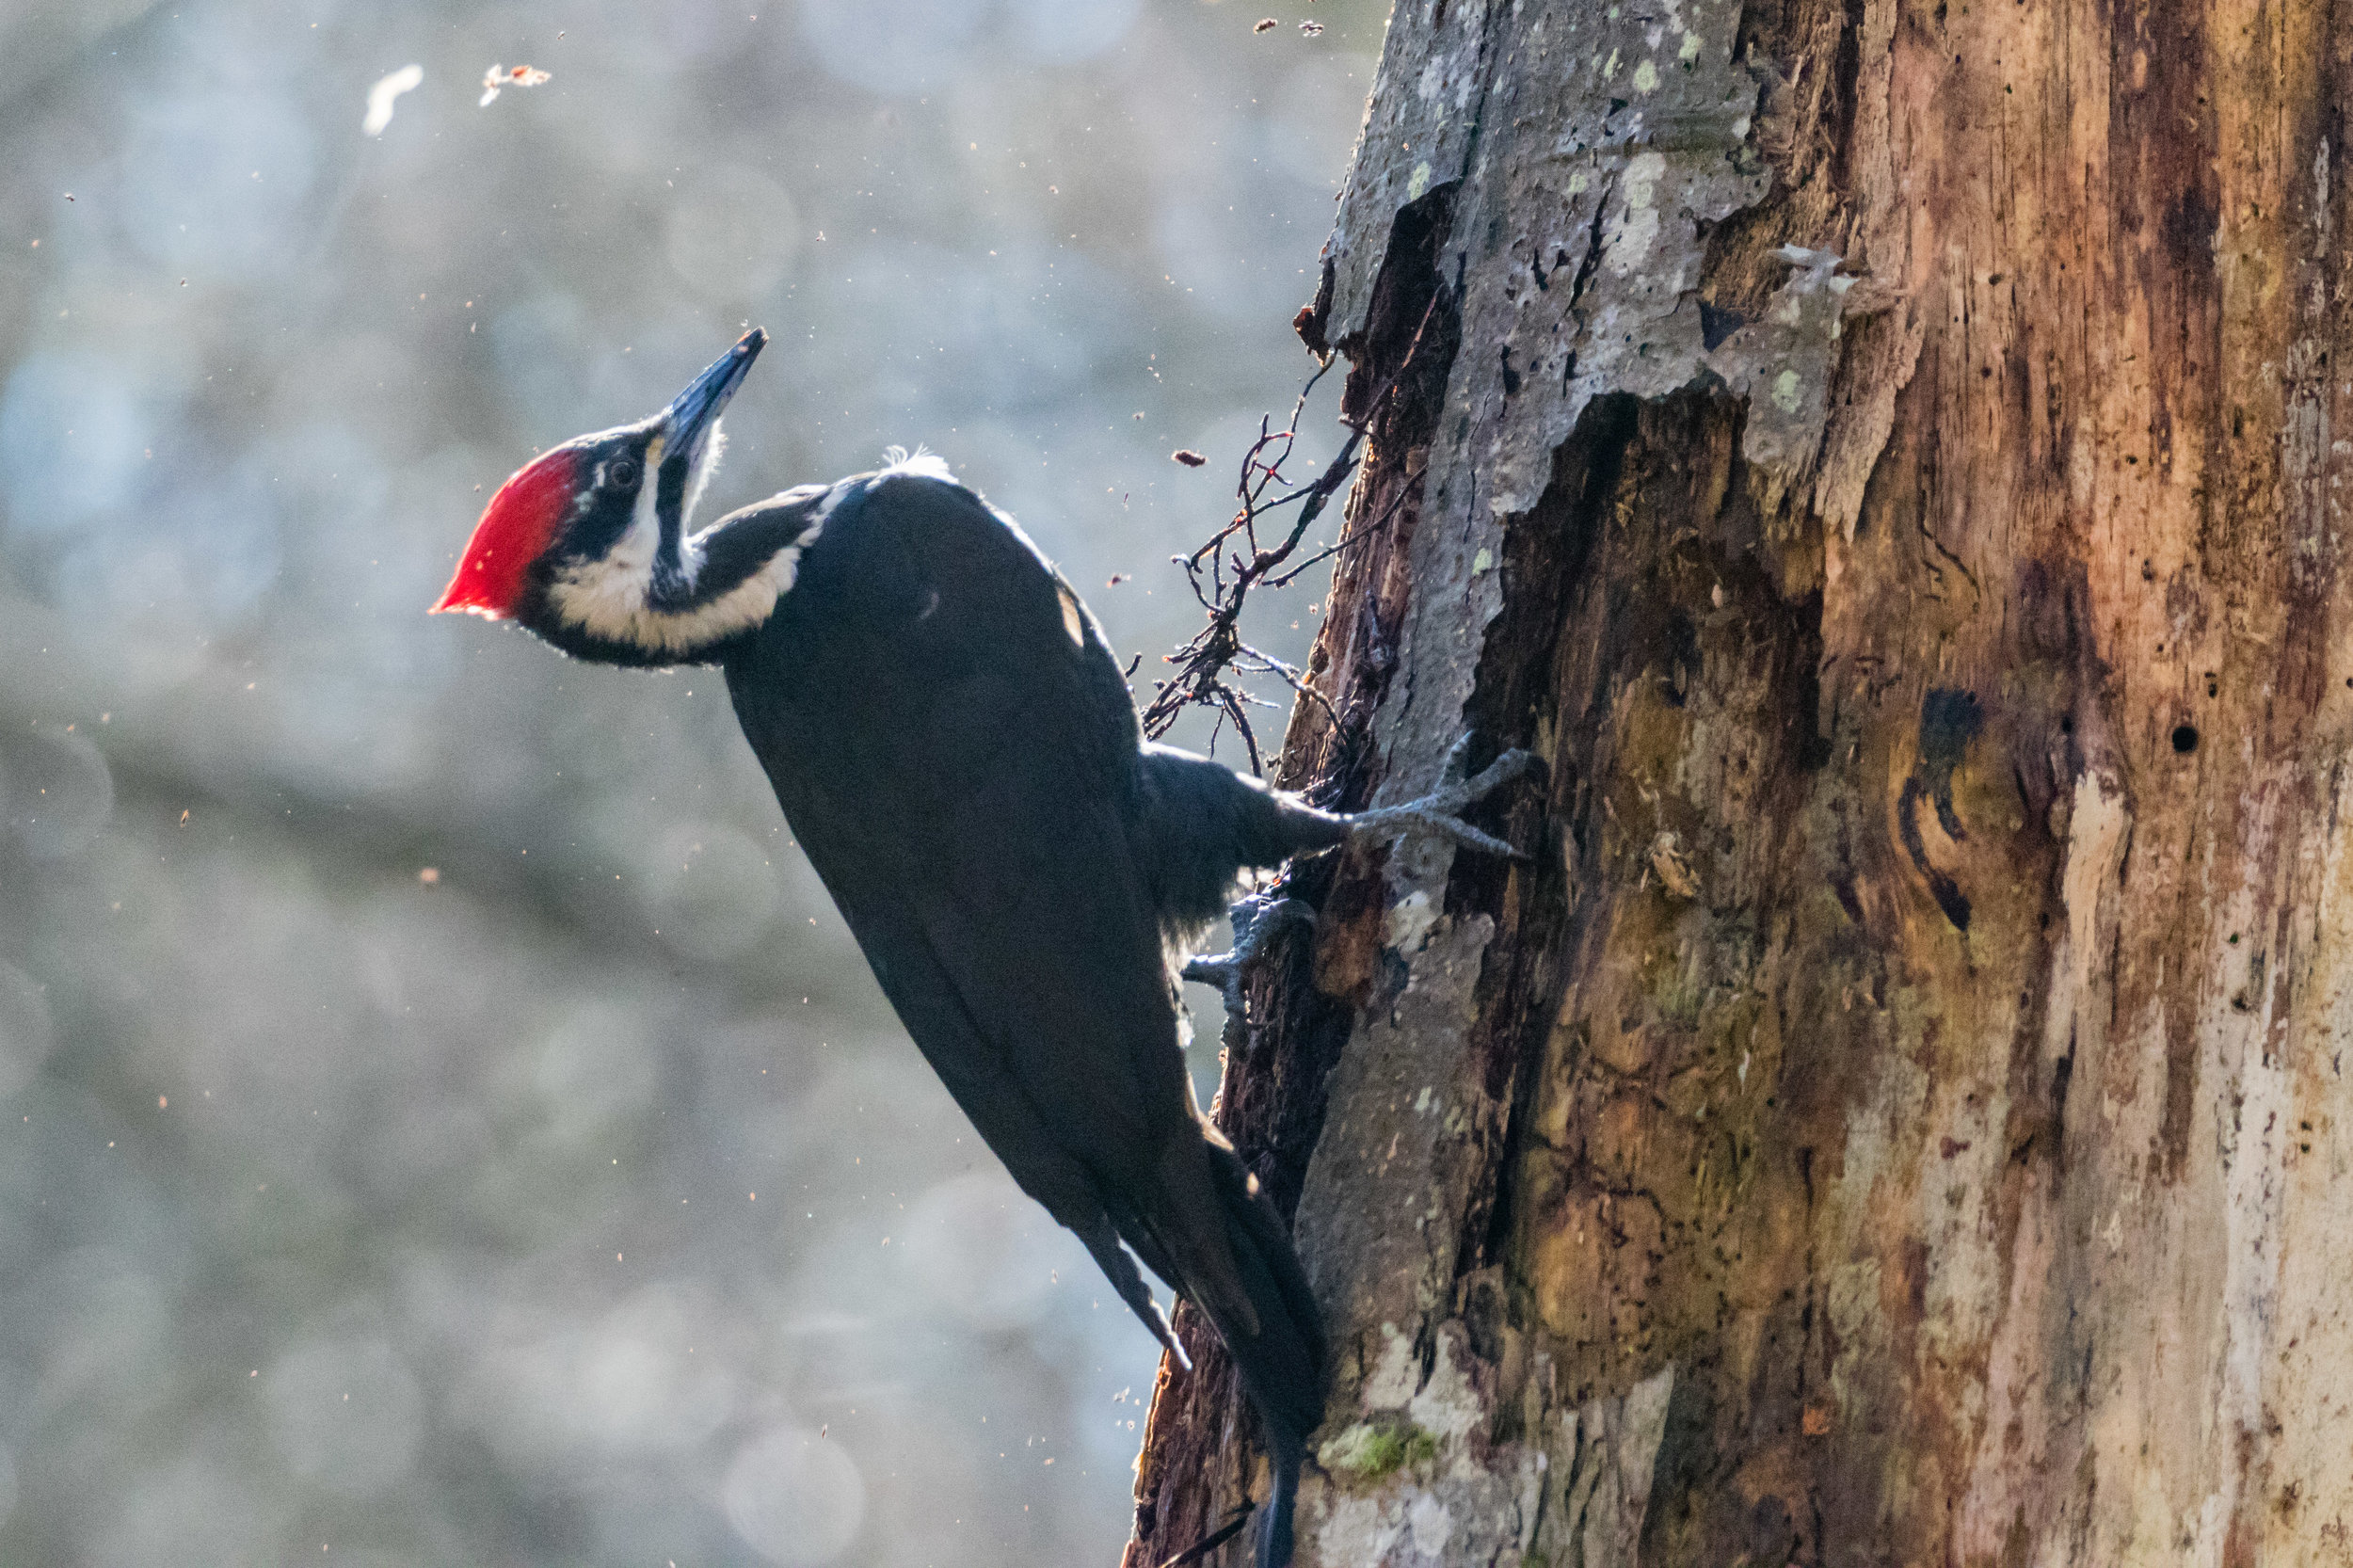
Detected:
[{"left": 1126, "top": 0, "right": 2353, "bottom": 1562}]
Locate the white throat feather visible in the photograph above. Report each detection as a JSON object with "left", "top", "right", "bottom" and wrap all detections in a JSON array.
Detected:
[
  {"left": 544, "top": 446, "right": 951, "bottom": 659},
  {"left": 547, "top": 444, "right": 838, "bottom": 658}
]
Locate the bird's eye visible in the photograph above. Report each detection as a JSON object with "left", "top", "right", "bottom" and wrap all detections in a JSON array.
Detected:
[{"left": 609, "top": 458, "right": 640, "bottom": 488}]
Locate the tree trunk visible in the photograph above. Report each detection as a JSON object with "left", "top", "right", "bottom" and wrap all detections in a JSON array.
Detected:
[{"left": 1127, "top": 0, "right": 2352, "bottom": 1563}]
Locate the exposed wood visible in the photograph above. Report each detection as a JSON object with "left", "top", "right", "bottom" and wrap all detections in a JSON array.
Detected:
[{"left": 1128, "top": 0, "right": 2353, "bottom": 1562}]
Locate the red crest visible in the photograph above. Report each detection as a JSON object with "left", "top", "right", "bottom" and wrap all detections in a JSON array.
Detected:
[{"left": 431, "top": 449, "right": 582, "bottom": 618}]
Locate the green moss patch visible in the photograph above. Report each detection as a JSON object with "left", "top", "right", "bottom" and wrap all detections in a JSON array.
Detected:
[{"left": 1318, "top": 1420, "right": 1442, "bottom": 1485}]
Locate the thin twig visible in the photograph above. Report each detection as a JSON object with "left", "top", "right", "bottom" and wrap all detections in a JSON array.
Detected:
[
  {"left": 1140, "top": 297, "right": 1441, "bottom": 763},
  {"left": 1235, "top": 641, "right": 1341, "bottom": 736}
]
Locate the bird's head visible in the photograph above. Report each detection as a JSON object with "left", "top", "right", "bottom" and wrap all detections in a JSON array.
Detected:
[{"left": 433, "top": 328, "right": 777, "bottom": 658}]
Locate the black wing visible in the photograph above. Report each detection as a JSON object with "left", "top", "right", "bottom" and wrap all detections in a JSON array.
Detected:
[{"left": 722, "top": 472, "right": 1256, "bottom": 1329}]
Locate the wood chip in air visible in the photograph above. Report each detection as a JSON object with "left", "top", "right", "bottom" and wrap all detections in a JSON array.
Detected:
[
  {"left": 480, "top": 63, "right": 551, "bottom": 106},
  {"left": 1172, "top": 449, "right": 1209, "bottom": 467},
  {"left": 1254, "top": 18, "right": 1278, "bottom": 31}
]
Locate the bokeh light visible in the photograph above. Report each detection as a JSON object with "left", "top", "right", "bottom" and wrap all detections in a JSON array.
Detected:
[{"left": 0, "top": 0, "right": 1387, "bottom": 1561}]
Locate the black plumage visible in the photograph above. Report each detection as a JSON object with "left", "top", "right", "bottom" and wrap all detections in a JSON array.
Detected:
[{"left": 726, "top": 471, "right": 1337, "bottom": 1566}]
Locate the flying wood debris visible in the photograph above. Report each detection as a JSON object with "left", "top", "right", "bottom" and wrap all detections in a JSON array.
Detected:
[
  {"left": 1172, "top": 449, "right": 1209, "bottom": 468},
  {"left": 1300, "top": 19, "right": 1324, "bottom": 33},
  {"left": 361, "top": 64, "right": 423, "bottom": 136},
  {"left": 1254, "top": 17, "right": 1279, "bottom": 31},
  {"left": 479, "top": 63, "right": 551, "bottom": 106}
]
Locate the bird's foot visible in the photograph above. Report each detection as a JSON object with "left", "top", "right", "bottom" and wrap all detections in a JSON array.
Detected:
[
  {"left": 1182, "top": 892, "right": 1316, "bottom": 1027},
  {"left": 1347, "top": 735, "right": 1538, "bottom": 858}
]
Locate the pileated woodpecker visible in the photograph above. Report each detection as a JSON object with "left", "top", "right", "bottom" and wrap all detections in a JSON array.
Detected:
[{"left": 434, "top": 330, "right": 1531, "bottom": 1567}]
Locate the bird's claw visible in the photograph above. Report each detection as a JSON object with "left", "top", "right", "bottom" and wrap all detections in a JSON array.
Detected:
[
  {"left": 1437, "top": 732, "right": 1480, "bottom": 789},
  {"left": 1349, "top": 742, "right": 1538, "bottom": 858},
  {"left": 1182, "top": 893, "right": 1315, "bottom": 1031}
]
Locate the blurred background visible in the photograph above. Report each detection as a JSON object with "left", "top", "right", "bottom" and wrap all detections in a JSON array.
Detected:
[{"left": 0, "top": 2, "right": 1382, "bottom": 1562}]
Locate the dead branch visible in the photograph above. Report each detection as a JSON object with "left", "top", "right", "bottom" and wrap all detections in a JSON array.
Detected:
[{"left": 1140, "top": 297, "right": 1441, "bottom": 765}]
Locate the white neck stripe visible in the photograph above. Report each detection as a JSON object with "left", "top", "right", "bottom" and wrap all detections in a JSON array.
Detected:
[
  {"left": 543, "top": 451, "right": 948, "bottom": 660},
  {"left": 547, "top": 482, "right": 844, "bottom": 657}
]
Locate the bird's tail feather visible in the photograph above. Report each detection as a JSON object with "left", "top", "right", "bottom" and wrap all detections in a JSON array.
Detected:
[
  {"left": 1166, "top": 1136, "right": 1326, "bottom": 1567},
  {"left": 1195, "top": 1136, "right": 1326, "bottom": 1449},
  {"left": 1256, "top": 1426, "right": 1302, "bottom": 1568},
  {"left": 1075, "top": 1212, "right": 1191, "bottom": 1370}
]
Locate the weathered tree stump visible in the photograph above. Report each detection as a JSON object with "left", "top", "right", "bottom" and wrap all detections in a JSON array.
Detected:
[{"left": 1129, "top": 0, "right": 2353, "bottom": 1562}]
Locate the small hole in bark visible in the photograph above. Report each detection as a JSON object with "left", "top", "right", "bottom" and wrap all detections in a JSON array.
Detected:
[{"left": 2172, "top": 725, "right": 2200, "bottom": 754}]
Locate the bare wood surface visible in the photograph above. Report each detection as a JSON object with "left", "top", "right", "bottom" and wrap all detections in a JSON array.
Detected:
[{"left": 1128, "top": 0, "right": 2353, "bottom": 1561}]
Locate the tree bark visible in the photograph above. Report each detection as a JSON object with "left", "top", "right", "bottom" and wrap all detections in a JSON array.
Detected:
[{"left": 1127, "top": 0, "right": 2353, "bottom": 1563}]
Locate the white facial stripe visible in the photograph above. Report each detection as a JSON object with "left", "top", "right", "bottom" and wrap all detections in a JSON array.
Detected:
[
  {"left": 550, "top": 541, "right": 806, "bottom": 654},
  {"left": 545, "top": 480, "right": 844, "bottom": 658},
  {"left": 585, "top": 433, "right": 666, "bottom": 595},
  {"left": 620, "top": 465, "right": 663, "bottom": 565}
]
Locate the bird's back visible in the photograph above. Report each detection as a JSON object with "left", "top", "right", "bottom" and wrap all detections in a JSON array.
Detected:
[{"left": 722, "top": 468, "right": 1196, "bottom": 1195}]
